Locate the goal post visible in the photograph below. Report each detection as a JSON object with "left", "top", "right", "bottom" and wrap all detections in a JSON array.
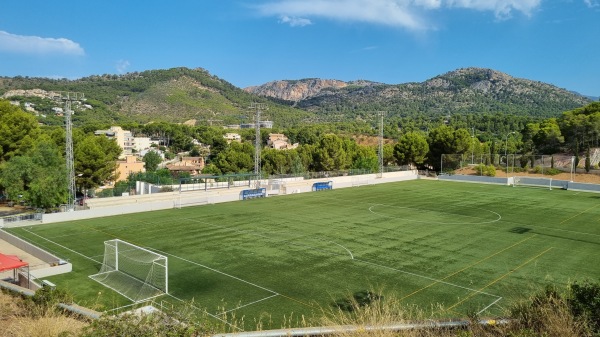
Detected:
[
  {"left": 513, "top": 176, "right": 553, "bottom": 190},
  {"left": 89, "top": 239, "right": 168, "bottom": 302}
]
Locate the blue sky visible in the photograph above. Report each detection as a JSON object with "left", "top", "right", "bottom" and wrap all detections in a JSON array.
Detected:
[{"left": 1, "top": 0, "right": 598, "bottom": 96}]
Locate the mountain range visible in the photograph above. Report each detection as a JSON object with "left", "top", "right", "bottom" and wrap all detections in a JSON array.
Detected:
[
  {"left": 0, "top": 67, "right": 593, "bottom": 127},
  {"left": 245, "top": 68, "right": 592, "bottom": 120}
]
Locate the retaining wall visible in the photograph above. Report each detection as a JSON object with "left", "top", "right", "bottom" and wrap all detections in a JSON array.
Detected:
[{"left": 5, "top": 171, "right": 417, "bottom": 226}]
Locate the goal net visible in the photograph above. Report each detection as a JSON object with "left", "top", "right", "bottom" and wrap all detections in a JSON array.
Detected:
[
  {"left": 89, "top": 239, "right": 168, "bottom": 302},
  {"left": 513, "top": 176, "right": 553, "bottom": 190}
]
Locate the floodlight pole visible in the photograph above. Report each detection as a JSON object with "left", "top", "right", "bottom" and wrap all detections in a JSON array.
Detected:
[
  {"left": 250, "top": 103, "right": 267, "bottom": 187},
  {"left": 56, "top": 92, "right": 84, "bottom": 211}
]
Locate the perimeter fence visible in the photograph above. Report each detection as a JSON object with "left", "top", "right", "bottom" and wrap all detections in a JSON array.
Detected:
[{"left": 441, "top": 154, "right": 575, "bottom": 177}]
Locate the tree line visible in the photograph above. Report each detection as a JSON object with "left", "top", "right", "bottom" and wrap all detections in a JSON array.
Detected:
[{"left": 2, "top": 99, "right": 599, "bottom": 209}]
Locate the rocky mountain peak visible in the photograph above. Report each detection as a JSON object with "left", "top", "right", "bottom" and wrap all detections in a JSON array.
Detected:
[{"left": 245, "top": 78, "right": 378, "bottom": 102}]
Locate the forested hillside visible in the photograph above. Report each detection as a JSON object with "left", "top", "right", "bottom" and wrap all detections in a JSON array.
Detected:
[
  {"left": 1, "top": 67, "right": 593, "bottom": 132},
  {"left": 0, "top": 68, "right": 314, "bottom": 127},
  {"left": 247, "top": 68, "right": 591, "bottom": 123}
]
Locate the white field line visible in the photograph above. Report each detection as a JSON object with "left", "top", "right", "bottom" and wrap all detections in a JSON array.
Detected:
[
  {"left": 174, "top": 217, "right": 502, "bottom": 309},
  {"left": 166, "top": 217, "right": 501, "bottom": 312},
  {"left": 22, "top": 228, "right": 101, "bottom": 263},
  {"left": 221, "top": 294, "right": 280, "bottom": 314},
  {"left": 167, "top": 293, "right": 243, "bottom": 331},
  {"left": 328, "top": 241, "right": 354, "bottom": 259},
  {"left": 20, "top": 227, "right": 273, "bottom": 322},
  {"left": 477, "top": 296, "right": 503, "bottom": 315},
  {"left": 354, "top": 258, "right": 501, "bottom": 299},
  {"left": 149, "top": 248, "right": 279, "bottom": 295},
  {"left": 368, "top": 204, "right": 502, "bottom": 225},
  {"left": 179, "top": 217, "right": 356, "bottom": 260}
]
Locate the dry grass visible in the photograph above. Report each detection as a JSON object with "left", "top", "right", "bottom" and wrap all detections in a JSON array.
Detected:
[
  {"left": 1, "top": 286, "right": 594, "bottom": 337},
  {"left": 0, "top": 291, "right": 86, "bottom": 337},
  {"left": 315, "top": 289, "right": 591, "bottom": 337}
]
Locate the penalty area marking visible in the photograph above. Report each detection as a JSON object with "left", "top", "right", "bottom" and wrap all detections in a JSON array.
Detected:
[
  {"left": 328, "top": 240, "right": 354, "bottom": 259},
  {"left": 150, "top": 248, "right": 279, "bottom": 295}
]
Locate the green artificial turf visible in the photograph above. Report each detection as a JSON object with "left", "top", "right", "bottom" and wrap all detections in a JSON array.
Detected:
[{"left": 6, "top": 180, "right": 600, "bottom": 329}]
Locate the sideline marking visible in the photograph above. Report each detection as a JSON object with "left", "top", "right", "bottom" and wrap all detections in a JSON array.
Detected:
[
  {"left": 22, "top": 228, "right": 101, "bottom": 263},
  {"left": 446, "top": 247, "right": 553, "bottom": 311},
  {"left": 400, "top": 234, "right": 538, "bottom": 302},
  {"left": 560, "top": 204, "right": 600, "bottom": 225}
]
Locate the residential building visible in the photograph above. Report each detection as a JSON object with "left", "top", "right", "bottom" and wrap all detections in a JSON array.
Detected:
[
  {"left": 133, "top": 137, "right": 153, "bottom": 152},
  {"left": 223, "top": 133, "right": 242, "bottom": 143},
  {"left": 115, "top": 156, "right": 145, "bottom": 182},
  {"left": 95, "top": 126, "right": 135, "bottom": 158},
  {"left": 267, "top": 133, "right": 298, "bottom": 150},
  {"left": 166, "top": 156, "right": 205, "bottom": 176}
]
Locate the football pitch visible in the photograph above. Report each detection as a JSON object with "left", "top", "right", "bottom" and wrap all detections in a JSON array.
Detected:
[{"left": 6, "top": 179, "right": 600, "bottom": 328}]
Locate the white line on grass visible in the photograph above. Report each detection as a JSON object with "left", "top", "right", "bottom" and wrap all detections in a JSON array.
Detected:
[
  {"left": 149, "top": 248, "right": 279, "bottom": 295},
  {"left": 221, "top": 294, "right": 280, "bottom": 314},
  {"left": 355, "top": 258, "right": 502, "bottom": 299},
  {"left": 477, "top": 296, "right": 503, "bottom": 315},
  {"left": 328, "top": 241, "right": 354, "bottom": 259},
  {"left": 17, "top": 228, "right": 275, "bottom": 324},
  {"left": 167, "top": 293, "right": 243, "bottom": 331},
  {"left": 368, "top": 204, "right": 502, "bottom": 225},
  {"left": 22, "top": 228, "right": 101, "bottom": 264}
]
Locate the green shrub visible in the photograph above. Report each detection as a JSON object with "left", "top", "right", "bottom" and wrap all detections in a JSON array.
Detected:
[
  {"left": 476, "top": 164, "right": 496, "bottom": 177},
  {"left": 544, "top": 168, "right": 562, "bottom": 176},
  {"left": 568, "top": 280, "right": 600, "bottom": 334}
]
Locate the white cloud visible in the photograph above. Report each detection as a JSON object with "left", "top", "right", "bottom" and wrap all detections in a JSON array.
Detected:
[
  {"left": 256, "top": 0, "right": 428, "bottom": 31},
  {"left": 279, "top": 15, "right": 313, "bottom": 26},
  {"left": 584, "top": 0, "right": 599, "bottom": 8},
  {"left": 256, "top": 0, "right": 543, "bottom": 30},
  {"left": 445, "top": 0, "right": 541, "bottom": 19},
  {"left": 0, "top": 31, "right": 84, "bottom": 56},
  {"left": 115, "top": 59, "right": 130, "bottom": 73}
]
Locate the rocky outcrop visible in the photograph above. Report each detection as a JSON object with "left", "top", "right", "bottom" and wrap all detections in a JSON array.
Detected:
[{"left": 245, "top": 79, "right": 377, "bottom": 102}]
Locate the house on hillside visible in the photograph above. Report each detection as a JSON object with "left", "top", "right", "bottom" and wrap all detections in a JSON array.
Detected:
[
  {"left": 115, "top": 156, "right": 145, "bottom": 182},
  {"left": 223, "top": 133, "right": 241, "bottom": 143},
  {"left": 267, "top": 133, "right": 298, "bottom": 150},
  {"left": 95, "top": 126, "right": 135, "bottom": 158},
  {"left": 166, "top": 156, "right": 205, "bottom": 176}
]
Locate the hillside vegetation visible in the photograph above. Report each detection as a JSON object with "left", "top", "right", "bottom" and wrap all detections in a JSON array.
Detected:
[
  {"left": 246, "top": 68, "right": 591, "bottom": 121},
  {"left": 1, "top": 67, "right": 592, "bottom": 130},
  {"left": 0, "top": 68, "right": 314, "bottom": 127}
]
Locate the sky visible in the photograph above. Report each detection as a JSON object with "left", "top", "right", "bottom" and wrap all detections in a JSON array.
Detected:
[{"left": 1, "top": 0, "right": 599, "bottom": 97}]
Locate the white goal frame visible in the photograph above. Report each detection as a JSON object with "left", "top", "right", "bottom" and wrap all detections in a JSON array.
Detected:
[
  {"left": 89, "top": 239, "right": 168, "bottom": 302},
  {"left": 512, "top": 176, "right": 553, "bottom": 190}
]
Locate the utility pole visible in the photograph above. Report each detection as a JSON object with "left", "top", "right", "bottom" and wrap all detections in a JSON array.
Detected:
[
  {"left": 55, "top": 92, "right": 84, "bottom": 211},
  {"left": 250, "top": 103, "right": 268, "bottom": 186}
]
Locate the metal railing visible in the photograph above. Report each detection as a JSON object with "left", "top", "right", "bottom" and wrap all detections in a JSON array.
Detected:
[{"left": 1, "top": 212, "right": 42, "bottom": 224}]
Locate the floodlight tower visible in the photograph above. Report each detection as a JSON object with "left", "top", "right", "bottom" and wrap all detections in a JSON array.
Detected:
[
  {"left": 57, "top": 92, "right": 84, "bottom": 211},
  {"left": 377, "top": 111, "right": 386, "bottom": 178},
  {"left": 250, "top": 103, "right": 268, "bottom": 185}
]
